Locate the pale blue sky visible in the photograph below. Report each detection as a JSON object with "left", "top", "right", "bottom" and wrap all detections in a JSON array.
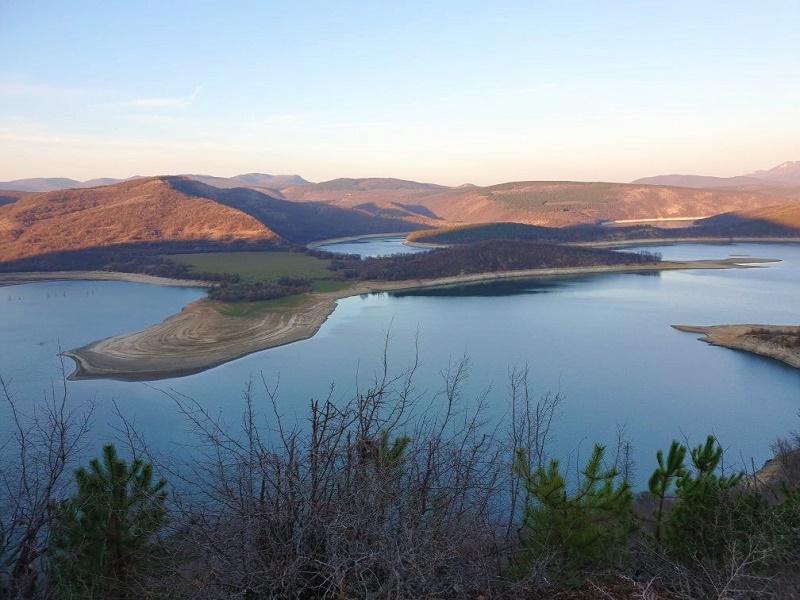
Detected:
[{"left": 1, "top": 1, "right": 798, "bottom": 185}]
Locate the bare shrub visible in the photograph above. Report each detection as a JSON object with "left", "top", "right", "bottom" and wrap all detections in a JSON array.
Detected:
[
  {"left": 0, "top": 363, "right": 93, "bottom": 599},
  {"left": 141, "top": 346, "right": 550, "bottom": 599}
]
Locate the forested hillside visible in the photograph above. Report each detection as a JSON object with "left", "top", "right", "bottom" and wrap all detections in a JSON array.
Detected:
[
  {"left": 0, "top": 178, "right": 281, "bottom": 263},
  {"left": 327, "top": 240, "right": 661, "bottom": 281},
  {"left": 407, "top": 218, "right": 800, "bottom": 246}
]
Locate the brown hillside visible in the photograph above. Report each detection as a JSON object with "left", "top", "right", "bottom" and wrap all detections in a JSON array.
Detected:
[
  {"left": 0, "top": 177, "right": 280, "bottom": 262},
  {"left": 698, "top": 202, "right": 800, "bottom": 229},
  {"left": 281, "top": 179, "right": 800, "bottom": 227}
]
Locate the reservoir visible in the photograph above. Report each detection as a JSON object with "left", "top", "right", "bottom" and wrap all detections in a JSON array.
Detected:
[{"left": 1, "top": 241, "right": 799, "bottom": 486}]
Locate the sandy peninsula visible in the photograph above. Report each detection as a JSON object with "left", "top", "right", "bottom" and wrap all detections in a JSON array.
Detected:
[
  {"left": 44, "top": 256, "right": 775, "bottom": 381},
  {"left": 672, "top": 324, "right": 800, "bottom": 370}
]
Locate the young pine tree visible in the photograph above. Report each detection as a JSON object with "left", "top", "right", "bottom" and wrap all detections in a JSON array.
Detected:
[
  {"left": 513, "top": 444, "right": 636, "bottom": 582},
  {"left": 50, "top": 444, "right": 167, "bottom": 599}
]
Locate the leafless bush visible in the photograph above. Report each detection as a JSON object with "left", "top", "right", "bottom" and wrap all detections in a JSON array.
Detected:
[
  {"left": 626, "top": 534, "right": 799, "bottom": 600},
  {"left": 769, "top": 433, "right": 800, "bottom": 493},
  {"left": 0, "top": 363, "right": 93, "bottom": 599},
  {"left": 131, "top": 342, "right": 570, "bottom": 599}
]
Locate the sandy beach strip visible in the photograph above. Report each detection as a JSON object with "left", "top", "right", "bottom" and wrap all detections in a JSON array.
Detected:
[{"left": 55, "top": 256, "right": 777, "bottom": 381}]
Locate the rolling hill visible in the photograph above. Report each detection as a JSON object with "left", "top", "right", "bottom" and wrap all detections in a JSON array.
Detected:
[
  {"left": 181, "top": 173, "right": 310, "bottom": 193},
  {"left": 3, "top": 164, "right": 800, "bottom": 267},
  {"left": 633, "top": 160, "right": 800, "bottom": 189},
  {"left": 0, "top": 173, "right": 310, "bottom": 194},
  {"left": 0, "top": 178, "right": 282, "bottom": 263},
  {"left": 0, "top": 177, "right": 140, "bottom": 193},
  {"left": 6, "top": 160, "right": 799, "bottom": 228},
  {"left": 164, "top": 177, "right": 424, "bottom": 244},
  {"left": 284, "top": 178, "right": 800, "bottom": 227},
  {"left": 0, "top": 177, "right": 425, "bottom": 265}
]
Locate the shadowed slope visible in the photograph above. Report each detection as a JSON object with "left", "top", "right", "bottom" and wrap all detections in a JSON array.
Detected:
[
  {"left": 0, "top": 177, "right": 281, "bottom": 263},
  {"left": 698, "top": 202, "right": 800, "bottom": 230},
  {"left": 166, "top": 177, "right": 424, "bottom": 244}
]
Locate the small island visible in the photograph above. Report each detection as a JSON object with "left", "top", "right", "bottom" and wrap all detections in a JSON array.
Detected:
[{"left": 672, "top": 324, "right": 800, "bottom": 370}]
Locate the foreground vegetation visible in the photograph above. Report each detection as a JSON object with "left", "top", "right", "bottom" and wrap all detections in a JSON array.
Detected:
[{"left": 2, "top": 357, "right": 800, "bottom": 599}]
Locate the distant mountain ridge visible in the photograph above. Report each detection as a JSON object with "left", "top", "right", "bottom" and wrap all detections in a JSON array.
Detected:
[
  {"left": 751, "top": 161, "right": 800, "bottom": 185},
  {"left": 0, "top": 173, "right": 311, "bottom": 193},
  {"left": 4, "top": 160, "right": 799, "bottom": 195},
  {"left": 633, "top": 161, "right": 800, "bottom": 188}
]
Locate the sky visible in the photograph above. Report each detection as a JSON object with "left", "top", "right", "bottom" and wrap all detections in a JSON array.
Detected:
[{"left": 1, "top": 1, "right": 799, "bottom": 186}]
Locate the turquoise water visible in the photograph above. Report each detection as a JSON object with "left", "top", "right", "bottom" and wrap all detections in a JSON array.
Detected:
[{"left": 1, "top": 242, "right": 798, "bottom": 486}]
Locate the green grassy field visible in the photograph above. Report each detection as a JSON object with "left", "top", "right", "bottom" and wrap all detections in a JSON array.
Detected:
[
  {"left": 169, "top": 251, "right": 335, "bottom": 283},
  {"left": 216, "top": 296, "right": 307, "bottom": 318},
  {"left": 483, "top": 182, "right": 619, "bottom": 210},
  {"left": 169, "top": 251, "right": 353, "bottom": 308}
]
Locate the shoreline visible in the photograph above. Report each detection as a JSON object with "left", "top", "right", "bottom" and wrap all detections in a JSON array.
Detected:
[
  {"left": 0, "top": 270, "right": 211, "bottom": 288},
  {"left": 672, "top": 324, "right": 800, "bottom": 370},
  {"left": 306, "top": 231, "right": 420, "bottom": 249},
  {"left": 60, "top": 256, "right": 777, "bottom": 381},
  {"left": 575, "top": 236, "right": 800, "bottom": 249}
]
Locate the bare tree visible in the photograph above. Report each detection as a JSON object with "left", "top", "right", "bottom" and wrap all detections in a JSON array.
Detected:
[
  {"left": 0, "top": 363, "right": 93, "bottom": 599},
  {"left": 128, "top": 341, "right": 572, "bottom": 599}
]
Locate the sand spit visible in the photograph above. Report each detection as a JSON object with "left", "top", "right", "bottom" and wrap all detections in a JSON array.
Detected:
[
  {"left": 62, "top": 294, "right": 341, "bottom": 381},
  {"left": 672, "top": 324, "right": 800, "bottom": 370},
  {"left": 52, "top": 257, "right": 776, "bottom": 380}
]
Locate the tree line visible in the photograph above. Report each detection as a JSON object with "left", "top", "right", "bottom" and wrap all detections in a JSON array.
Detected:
[
  {"left": 207, "top": 277, "right": 313, "bottom": 302},
  {"left": 407, "top": 220, "right": 800, "bottom": 246},
  {"left": 0, "top": 241, "right": 282, "bottom": 279},
  {"left": 328, "top": 240, "right": 662, "bottom": 281}
]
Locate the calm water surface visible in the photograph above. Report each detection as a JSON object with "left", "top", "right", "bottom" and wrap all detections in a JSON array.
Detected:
[
  {"left": 1, "top": 242, "right": 798, "bottom": 485},
  {"left": 314, "top": 236, "right": 428, "bottom": 257}
]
